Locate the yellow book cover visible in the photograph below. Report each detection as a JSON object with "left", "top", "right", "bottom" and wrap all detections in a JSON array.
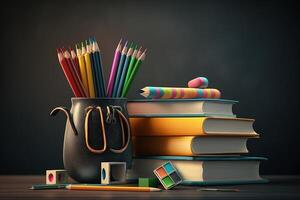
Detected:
[
  {"left": 133, "top": 136, "right": 255, "bottom": 156},
  {"left": 129, "top": 117, "right": 258, "bottom": 136}
]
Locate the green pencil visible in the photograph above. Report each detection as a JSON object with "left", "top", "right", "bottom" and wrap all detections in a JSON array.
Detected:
[
  {"left": 121, "top": 49, "right": 146, "bottom": 97},
  {"left": 123, "top": 45, "right": 138, "bottom": 87},
  {"left": 29, "top": 184, "right": 67, "bottom": 190}
]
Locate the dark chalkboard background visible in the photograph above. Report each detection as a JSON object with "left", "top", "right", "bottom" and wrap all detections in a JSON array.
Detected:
[{"left": 0, "top": 0, "right": 299, "bottom": 174}]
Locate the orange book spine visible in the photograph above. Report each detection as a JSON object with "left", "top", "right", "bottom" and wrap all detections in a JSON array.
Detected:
[
  {"left": 130, "top": 117, "right": 207, "bottom": 136},
  {"left": 133, "top": 136, "right": 194, "bottom": 156}
]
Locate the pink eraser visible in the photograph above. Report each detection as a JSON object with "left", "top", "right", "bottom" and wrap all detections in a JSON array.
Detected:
[{"left": 188, "top": 77, "right": 209, "bottom": 88}]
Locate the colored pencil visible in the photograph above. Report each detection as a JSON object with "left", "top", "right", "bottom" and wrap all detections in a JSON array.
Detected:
[
  {"left": 112, "top": 41, "right": 128, "bottom": 97},
  {"left": 30, "top": 184, "right": 67, "bottom": 190},
  {"left": 70, "top": 47, "right": 81, "bottom": 80},
  {"left": 66, "top": 184, "right": 161, "bottom": 192},
  {"left": 136, "top": 46, "right": 143, "bottom": 61},
  {"left": 57, "top": 38, "right": 146, "bottom": 98},
  {"left": 121, "top": 49, "right": 146, "bottom": 97},
  {"left": 139, "top": 87, "right": 221, "bottom": 99},
  {"left": 76, "top": 44, "right": 89, "bottom": 96},
  {"left": 107, "top": 39, "right": 122, "bottom": 97},
  {"left": 92, "top": 38, "right": 106, "bottom": 96},
  {"left": 57, "top": 49, "right": 81, "bottom": 97},
  {"left": 116, "top": 43, "right": 134, "bottom": 97},
  {"left": 87, "top": 39, "right": 99, "bottom": 97},
  {"left": 123, "top": 45, "right": 138, "bottom": 87},
  {"left": 83, "top": 42, "right": 96, "bottom": 98},
  {"left": 63, "top": 49, "right": 88, "bottom": 97}
]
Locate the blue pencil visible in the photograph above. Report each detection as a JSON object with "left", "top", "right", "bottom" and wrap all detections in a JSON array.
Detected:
[
  {"left": 87, "top": 39, "right": 99, "bottom": 97},
  {"left": 92, "top": 38, "right": 106, "bottom": 96},
  {"left": 116, "top": 44, "right": 134, "bottom": 97},
  {"left": 113, "top": 41, "right": 128, "bottom": 97}
]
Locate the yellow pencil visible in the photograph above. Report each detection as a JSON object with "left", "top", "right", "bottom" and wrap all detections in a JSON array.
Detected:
[
  {"left": 82, "top": 42, "right": 96, "bottom": 98},
  {"left": 76, "top": 44, "right": 89, "bottom": 97},
  {"left": 66, "top": 184, "right": 161, "bottom": 192}
]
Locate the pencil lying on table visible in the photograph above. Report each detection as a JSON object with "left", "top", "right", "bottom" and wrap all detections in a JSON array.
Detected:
[{"left": 66, "top": 184, "right": 161, "bottom": 192}]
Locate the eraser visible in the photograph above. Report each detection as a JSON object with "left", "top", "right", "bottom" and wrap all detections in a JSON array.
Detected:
[
  {"left": 188, "top": 77, "right": 209, "bottom": 88},
  {"left": 138, "top": 178, "right": 159, "bottom": 187}
]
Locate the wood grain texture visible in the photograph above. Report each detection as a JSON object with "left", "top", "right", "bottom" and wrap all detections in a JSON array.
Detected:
[{"left": 0, "top": 175, "right": 300, "bottom": 200}]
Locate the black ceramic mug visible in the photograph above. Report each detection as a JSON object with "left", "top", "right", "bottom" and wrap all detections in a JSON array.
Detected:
[{"left": 50, "top": 98, "right": 132, "bottom": 183}]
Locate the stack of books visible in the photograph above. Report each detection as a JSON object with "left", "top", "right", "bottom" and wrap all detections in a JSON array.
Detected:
[{"left": 126, "top": 99, "right": 267, "bottom": 185}]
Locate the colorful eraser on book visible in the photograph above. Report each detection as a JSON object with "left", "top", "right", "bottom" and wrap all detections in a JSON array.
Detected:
[
  {"left": 153, "top": 161, "right": 182, "bottom": 190},
  {"left": 188, "top": 77, "right": 209, "bottom": 88},
  {"left": 101, "top": 162, "right": 126, "bottom": 184},
  {"left": 138, "top": 178, "right": 159, "bottom": 187},
  {"left": 46, "top": 170, "right": 68, "bottom": 185}
]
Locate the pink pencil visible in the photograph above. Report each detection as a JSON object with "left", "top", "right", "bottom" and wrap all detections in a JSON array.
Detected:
[{"left": 107, "top": 39, "right": 122, "bottom": 97}]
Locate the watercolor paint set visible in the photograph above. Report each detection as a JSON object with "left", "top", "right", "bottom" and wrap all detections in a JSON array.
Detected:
[{"left": 153, "top": 161, "right": 182, "bottom": 189}]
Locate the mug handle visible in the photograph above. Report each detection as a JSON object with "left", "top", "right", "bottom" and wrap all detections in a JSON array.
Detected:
[
  {"left": 84, "top": 106, "right": 107, "bottom": 154},
  {"left": 50, "top": 107, "right": 78, "bottom": 135},
  {"left": 109, "top": 108, "right": 131, "bottom": 153}
]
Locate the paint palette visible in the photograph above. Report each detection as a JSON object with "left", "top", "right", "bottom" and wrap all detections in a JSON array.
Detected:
[{"left": 153, "top": 161, "right": 182, "bottom": 190}]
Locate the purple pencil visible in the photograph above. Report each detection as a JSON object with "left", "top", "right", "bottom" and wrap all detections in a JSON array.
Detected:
[{"left": 107, "top": 39, "right": 122, "bottom": 97}]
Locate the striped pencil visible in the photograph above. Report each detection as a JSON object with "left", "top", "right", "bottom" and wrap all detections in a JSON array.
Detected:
[
  {"left": 63, "top": 49, "right": 88, "bottom": 97},
  {"left": 112, "top": 41, "right": 128, "bottom": 97},
  {"left": 107, "top": 39, "right": 122, "bottom": 97},
  {"left": 76, "top": 44, "right": 89, "bottom": 96},
  {"left": 83, "top": 42, "right": 96, "bottom": 97},
  {"left": 116, "top": 43, "right": 134, "bottom": 97},
  {"left": 92, "top": 38, "right": 106, "bottom": 97},
  {"left": 121, "top": 49, "right": 146, "bottom": 97},
  {"left": 140, "top": 87, "right": 221, "bottom": 99},
  {"left": 57, "top": 49, "right": 81, "bottom": 97}
]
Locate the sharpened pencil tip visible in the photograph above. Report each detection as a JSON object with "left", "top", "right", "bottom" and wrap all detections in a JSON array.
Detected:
[
  {"left": 118, "top": 38, "right": 122, "bottom": 45},
  {"left": 129, "top": 42, "right": 133, "bottom": 48},
  {"left": 89, "top": 37, "right": 95, "bottom": 44}
]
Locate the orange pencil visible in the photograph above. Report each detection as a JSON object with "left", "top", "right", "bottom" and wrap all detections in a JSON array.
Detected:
[{"left": 66, "top": 184, "right": 161, "bottom": 192}]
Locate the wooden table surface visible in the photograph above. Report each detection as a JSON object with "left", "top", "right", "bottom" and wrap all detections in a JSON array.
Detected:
[{"left": 0, "top": 175, "right": 299, "bottom": 200}]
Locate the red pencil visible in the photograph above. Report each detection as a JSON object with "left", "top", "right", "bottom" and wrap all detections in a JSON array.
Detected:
[
  {"left": 57, "top": 49, "right": 81, "bottom": 97},
  {"left": 62, "top": 49, "right": 88, "bottom": 97},
  {"left": 70, "top": 47, "right": 81, "bottom": 80}
]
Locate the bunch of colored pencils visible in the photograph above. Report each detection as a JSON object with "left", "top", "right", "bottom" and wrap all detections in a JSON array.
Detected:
[
  {"left": 56, "top": 38, "right": 146, "bottom": 98},
  {"left": 107, "top": 40, "right": 147, "bottom": 98}
]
